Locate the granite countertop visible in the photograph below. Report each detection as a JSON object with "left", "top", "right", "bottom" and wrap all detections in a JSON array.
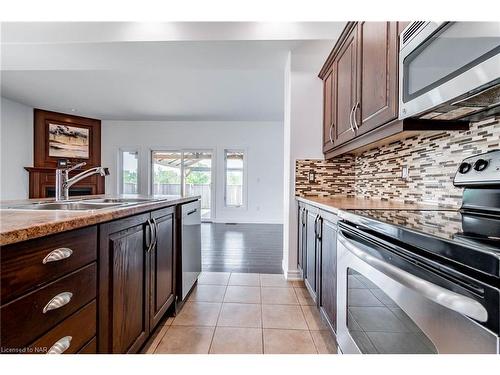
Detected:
[
  {"left": 296, "top": 195, "right": 458, "bottom": 214},
  {"left": 0, "top": 195, "right": 200, "bottom": 246}
]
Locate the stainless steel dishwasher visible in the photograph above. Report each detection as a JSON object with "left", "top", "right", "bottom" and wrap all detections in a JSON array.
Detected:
[{"left": 178, "top": 199, "right": 202, "bottom": 302}]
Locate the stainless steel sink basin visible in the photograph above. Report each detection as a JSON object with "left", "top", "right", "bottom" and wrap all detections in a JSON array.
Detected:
[
  {"left": 7, "top": 201, "right": 124, "bottom": 211},
  {"left": 83, "top": 198, "right": 152, "bottom": 204},
  {"left": 5, "top": 197, "right": 158, "bottom": 211}
]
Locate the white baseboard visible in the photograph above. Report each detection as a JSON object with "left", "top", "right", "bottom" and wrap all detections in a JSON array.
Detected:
[
  {"left": 210, "top": 218, "right": 283, "bottom": 225},
  {"left": 285, "top": 269, "right": 303, "bottom": 280},
  {"left": 282, "top": 260, "right": 303, "bottom": 280}
]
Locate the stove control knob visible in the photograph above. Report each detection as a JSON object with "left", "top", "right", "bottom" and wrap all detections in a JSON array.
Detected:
[
  {"left": 473, "top": 159, "right": 489, "bottom": 172},
  {"left": 458, "top": 162, "right": 472, "bottom": 174}
]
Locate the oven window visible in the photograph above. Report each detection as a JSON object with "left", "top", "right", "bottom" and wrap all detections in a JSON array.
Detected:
[{"left": 347, "top": 269, "right": 437, "bottom": 354}]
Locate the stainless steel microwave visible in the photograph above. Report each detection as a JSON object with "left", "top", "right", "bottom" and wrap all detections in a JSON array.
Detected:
[{"left": 399, "top": 22, "right": 500, "bottom": 121}]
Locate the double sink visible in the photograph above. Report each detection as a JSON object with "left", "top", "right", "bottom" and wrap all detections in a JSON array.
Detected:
[{"left": 6, "top": 198, "right": 154, "bottom": 211}]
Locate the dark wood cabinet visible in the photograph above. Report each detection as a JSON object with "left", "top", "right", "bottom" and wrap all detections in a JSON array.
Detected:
[
  {"left": 319, "top": 21, "right": 467, "bottom": 158},
  {"left": 149, "top": 207, "right": 176, "bottom": 330},
  {"left": 99, "top": 213, "right": 151, "bottom": 354},
  {"left": 318, "top": 210, "right": 338, "bottom": 333},
  {"left": 356, "top": 22, "right": 398, "bottom": 135},
  {"left": 27, "top": 301, "right": 96, "bottom": 354},
  {"left": 1, "top": 227, "right": 98, "bottom": 354},
  {"left": 1, "top": 226, "right": 97, "bottom": 302},
  {"left": 1, "top": 200, "right": 191, "bottom": 354},
  {"left": 99, "top": 208, "right": 177, "bottom": 353},
  {"left": 333, "top": 25, "right": 358, "bottom": 146},
  {"left": 304, "top": 205, "right": 319, "bottom": 301}
]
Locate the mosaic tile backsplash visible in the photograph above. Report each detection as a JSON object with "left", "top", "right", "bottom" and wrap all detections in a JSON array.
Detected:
[
  {"left": 295, "top": 155, "right": 355, "bottom": 197},
  {"left": 296, "top": 117, "right": 500, "bottom": 207}
]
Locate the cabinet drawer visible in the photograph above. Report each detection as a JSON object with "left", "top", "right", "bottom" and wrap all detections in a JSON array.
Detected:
[
  {"left": 1, "top": 226, "right": 97, "bottom": 302},
  {"left": 78, "top": 337, "right": 97, "bottom": 354},
  {"left": 1, "top": 263, "right": 96, "bottom": 349},
  {"left": 27, "top": 300, "right": 96, "bottom": 354}
]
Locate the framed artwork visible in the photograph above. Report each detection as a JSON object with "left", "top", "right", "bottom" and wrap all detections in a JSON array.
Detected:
[{"left": 48, "top": 123, "right": 90, "bottom": 159}]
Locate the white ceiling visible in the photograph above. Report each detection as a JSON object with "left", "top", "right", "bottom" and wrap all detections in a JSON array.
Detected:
[{"left": 1, "top": 22, "right": 345, "bottom": 121}]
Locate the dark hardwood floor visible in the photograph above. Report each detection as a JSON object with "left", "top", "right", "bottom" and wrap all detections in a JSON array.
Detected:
[{"left": 201, "top": 223, "right": 283, "bottom": 274}]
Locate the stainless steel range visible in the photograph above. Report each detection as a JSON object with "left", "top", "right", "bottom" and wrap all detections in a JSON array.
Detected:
[{"left": 336, "top": 150, "right": 500, "bottom": 354}]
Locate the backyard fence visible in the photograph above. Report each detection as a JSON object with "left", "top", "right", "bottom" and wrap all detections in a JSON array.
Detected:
[{"left": 123, "top": 183, "right": 242, "bottom": 208}]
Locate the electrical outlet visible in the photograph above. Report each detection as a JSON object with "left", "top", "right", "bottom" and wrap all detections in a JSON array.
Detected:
[
  {"left": 401, "top": 166, "right": 409, "bottom": 180},
  {"left": 308, "top": 171, "right": 316, "bottom": 183}
]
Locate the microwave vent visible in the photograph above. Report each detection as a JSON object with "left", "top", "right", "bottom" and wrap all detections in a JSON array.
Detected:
[
  {"left": 402, "top": 21, "right": 426, "bottom": 46},
  {"left": 452, "top": 83, "right": 500, "bottom": 108}
]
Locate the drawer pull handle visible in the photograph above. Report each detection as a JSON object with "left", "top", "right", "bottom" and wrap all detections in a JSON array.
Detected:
[
  {"left": 43, "top": 292, "right": 73, "bottom": 314},
  {"left": 42, "top": 248, "right": 73, "bottom": 264},
  {"left": 47, "top": 336, "right": 72, "bottom": 354}
]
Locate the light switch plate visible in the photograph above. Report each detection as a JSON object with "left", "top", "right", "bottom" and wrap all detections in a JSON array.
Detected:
[{"left": 401, "top": 166, "right": 409, "bottom": 180}]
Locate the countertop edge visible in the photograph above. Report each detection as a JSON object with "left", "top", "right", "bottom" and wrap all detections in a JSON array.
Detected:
[
  {"left": 296, "top": 196, "right": 342, "bottom": 214},
  {"left": 295, "top": 195, "right": 456, "bottom": 213},
  {"left": 0, "top": 196, "right": 200, "bottom": 246}
]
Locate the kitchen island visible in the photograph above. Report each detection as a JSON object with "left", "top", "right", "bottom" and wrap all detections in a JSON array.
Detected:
[{"left": 0, "top": 195, "right": 201, "bottom": 354}]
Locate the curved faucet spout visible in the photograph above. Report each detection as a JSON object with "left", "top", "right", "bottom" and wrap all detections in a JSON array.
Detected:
[
  {"left": 55, "top": 164, "right": 109, "bottom": 201},
  {"left": 64, "top": 167, "right": 109, "bottom": 189}
]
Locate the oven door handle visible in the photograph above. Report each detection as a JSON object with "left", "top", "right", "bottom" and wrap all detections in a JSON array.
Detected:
[{"left": 338, "top": 231, "right": 488, "bottom": 322}]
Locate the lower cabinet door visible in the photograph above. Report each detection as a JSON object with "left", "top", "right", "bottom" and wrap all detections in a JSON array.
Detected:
[
  {"left": 149, "top": 207, "right": 176, "bottom": 330},
  {"left": 304, "top": 208, "right": 318, "bottom": 300},
  {"left": 99, "top": 213, "right": 150, "bottom": 353},
  {"left": 319, "top": 214, "right": 338, "bottom": 332},
  {"left": 297, "top": 205, "right": 306, "bottom": 272}
]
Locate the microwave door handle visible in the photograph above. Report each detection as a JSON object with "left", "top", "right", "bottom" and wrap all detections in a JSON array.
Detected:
[{"left": 337, "top": 231, "right": 488, "bottom": 322}]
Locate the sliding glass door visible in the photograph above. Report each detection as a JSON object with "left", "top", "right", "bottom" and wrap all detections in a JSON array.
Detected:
[
  {"left": 183, "top": 152, "right": 212, "bottom": 220},
  {"left": 152, "top": 150, "right": 213, "bottom": 221},
  {"left": 151, "top": 151, "right": 182, "bottom": 195}
]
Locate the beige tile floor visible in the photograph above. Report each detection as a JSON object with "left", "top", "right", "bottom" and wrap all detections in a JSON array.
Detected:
[{"left": 143, "top": 272, "right": 338, "bottom": 354}]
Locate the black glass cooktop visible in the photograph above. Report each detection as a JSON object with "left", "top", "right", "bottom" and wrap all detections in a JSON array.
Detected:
[{"left": 341, "top": 209, "right": 500, "bottom": 279}]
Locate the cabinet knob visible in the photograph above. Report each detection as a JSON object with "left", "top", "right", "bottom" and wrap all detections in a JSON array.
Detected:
[
  {"left": 47, "top": 336, "right": 72, "bottom": 354},
  {"left": 42, "top": 248, "right": 73, "bottom": 264},
  {"left": 42, "top": 292, "right": 73, "bottom": 314}
]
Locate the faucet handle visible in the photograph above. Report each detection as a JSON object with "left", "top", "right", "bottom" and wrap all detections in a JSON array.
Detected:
[{"left": 66, "top": 161, "right": 86, "bottom": 173}]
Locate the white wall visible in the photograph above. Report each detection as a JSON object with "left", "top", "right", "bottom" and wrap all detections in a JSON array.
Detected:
[
  {"left": 102, "top": 120, "right": 284, "bottom": 224},
  {"left": 282, "top": 41, "right": 334, "bottom": 278},
  {"left": 0, "top": 97, "right": 33, "bottom": 200}
]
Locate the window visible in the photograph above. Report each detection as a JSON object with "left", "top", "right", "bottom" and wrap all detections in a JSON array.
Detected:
[
  {"left": 224, "top": 150, "right": 244, "bottom": 207},
  {"left": 120, "top": 150, "right": 139, "bottom": 194}
]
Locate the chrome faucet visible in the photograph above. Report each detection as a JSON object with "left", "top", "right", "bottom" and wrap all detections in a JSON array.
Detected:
[{"left": 55, "top": 162, "right": 109, "bottom": 201}]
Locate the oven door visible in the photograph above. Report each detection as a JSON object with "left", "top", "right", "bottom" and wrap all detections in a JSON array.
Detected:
[
  {"left": 336, "top": 225, "right": 499, "bottom": 354},
  {"left": 399, "top": 21, "right": 500, "bottom": 119}
]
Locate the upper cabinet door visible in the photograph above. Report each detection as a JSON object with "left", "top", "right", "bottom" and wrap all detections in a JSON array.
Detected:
[
  {"left": 322, "top": 68, "right": 335, "bottom": 153},
  {"left": 333, "top": 26, "right": 358, "bottom": 145},
  {"left": 355, "top": 22, "right": 398, "bottom": 135}
]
